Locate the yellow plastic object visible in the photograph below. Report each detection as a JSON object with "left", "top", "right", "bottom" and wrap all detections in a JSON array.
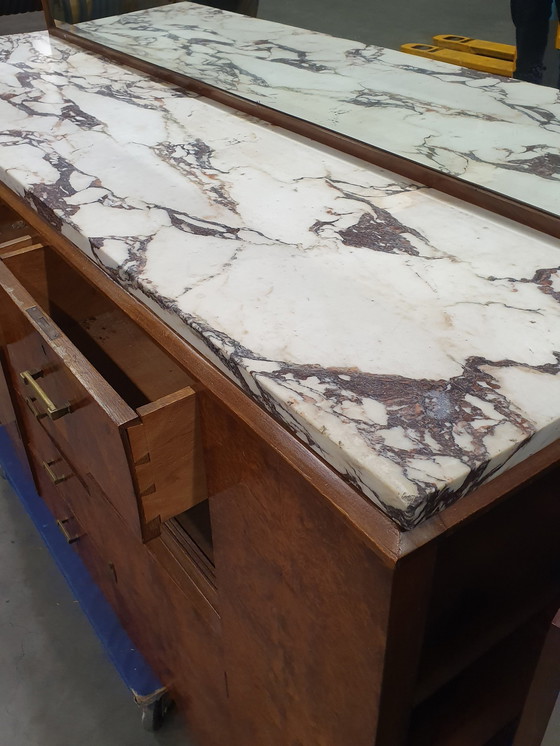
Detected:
[
  {"left": 433, "top": 34, "right": 516, "bottom": 61},
  {"left": 400, "top": 43, "right": 514, "bottom": 77},
  {"left": 556, "top": 23, "right": 560, "bottom": 50}
]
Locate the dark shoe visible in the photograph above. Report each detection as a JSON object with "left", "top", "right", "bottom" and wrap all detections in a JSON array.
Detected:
[{"left": 513, "top": 63, "right": 546, "bottom": 84}]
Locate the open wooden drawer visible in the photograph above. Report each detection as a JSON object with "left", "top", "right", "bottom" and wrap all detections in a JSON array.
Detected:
[{"left": 0, "top": 244, "right": 208, "bottom": 542}]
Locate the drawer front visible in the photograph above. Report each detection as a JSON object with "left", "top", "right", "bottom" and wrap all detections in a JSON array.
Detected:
[
  {"left": 27, "top": 433, "right": 75, "bottom": 526},
  {"left": 25, "top": 420, "right": 123, "bottom": 609},
  {"left": 25, "top": 410, "right": 96, "bottom": 526},
  {"left": 26, "top": 415, "right": 117, "bottom": 562}
]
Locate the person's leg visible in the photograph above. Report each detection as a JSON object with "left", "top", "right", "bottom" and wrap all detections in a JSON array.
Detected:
[
  {"left": 191, "top": 0, "right": 258, "bottom": 13},
  {"left": 556, "top": 0, "right": 560, "bottom": 87},
  {"left": 511, "top": 0, "right": 553, "bottom": 83},
  {"left": 237, "top": 0, "right": 258, "bottom": 17}
]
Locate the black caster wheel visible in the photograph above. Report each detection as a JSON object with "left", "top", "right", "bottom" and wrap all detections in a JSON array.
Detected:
[{"left": 141, "top": 694, "right": 172, "bottom": 732}]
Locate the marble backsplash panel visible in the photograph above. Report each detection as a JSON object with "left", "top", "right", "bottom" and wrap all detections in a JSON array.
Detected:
[{"left": 69, "top": 2, "right": 560, "bottom": 216}]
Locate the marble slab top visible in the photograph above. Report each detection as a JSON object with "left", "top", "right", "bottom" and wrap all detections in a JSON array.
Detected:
[
  {"left": 69, "top": 2, "right": 560, "bottom": 217},
  {"left": 0, "top": 32, "right": 559, "bottom": 529}
]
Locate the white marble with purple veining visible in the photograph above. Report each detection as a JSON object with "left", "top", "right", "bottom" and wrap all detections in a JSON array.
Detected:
[
  {"left": 0, "top": 32, "right": 559, "bottom": 528},
  {"left": 68, "top": 2, "right": 560, "bottom": 216}
]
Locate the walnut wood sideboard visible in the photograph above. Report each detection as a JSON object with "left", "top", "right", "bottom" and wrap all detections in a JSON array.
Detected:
[{"left": 0, "top": 182, "right": 559, "bottom": 746}]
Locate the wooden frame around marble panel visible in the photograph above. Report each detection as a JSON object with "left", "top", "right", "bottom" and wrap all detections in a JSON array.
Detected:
[{"left": 38, "top": 2, "right": 560, "bottom": 240}]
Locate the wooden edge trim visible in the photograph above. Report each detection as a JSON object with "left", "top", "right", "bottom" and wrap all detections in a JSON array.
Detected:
[
  {"left": 136, "top": 385, "right": 196, "bottom": 418},
  {"left": 0, "top": 183, "right": 402, "bottom": 562},
  {"left": 45, "top": 26, "right": 560, "bottom": 240}
]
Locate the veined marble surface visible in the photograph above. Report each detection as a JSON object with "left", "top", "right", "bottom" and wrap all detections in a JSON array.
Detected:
[
  {"left": 69, "top": 2, "right": 560, "bottom": 216},
  {"left": 0, "top": 32, "right": 559, "bottom": 529}
]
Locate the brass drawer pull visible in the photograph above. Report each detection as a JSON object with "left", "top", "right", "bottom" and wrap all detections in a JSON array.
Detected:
[
  {"left": 20, "top": 369, "right": 71, "bottom": 421},
  {"left": 42, "top": 459, "right": 70, "bottom": 485},
  {"left": 56, "top": 518, "right": 82, "bottom": 544}
]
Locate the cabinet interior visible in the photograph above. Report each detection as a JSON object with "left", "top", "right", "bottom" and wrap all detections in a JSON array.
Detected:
[
  {"left": 412, "top": 465, "right": 560, "bottom": 735},
  {"left": 174, "top": 501, "right": 214, "bottom": 565},
  {"left": 3, "top": 244, "right": 214, "bottom": 561},
  {"left": 409, "top": 613, "right": 551, "bottom": 746},
  {"left": 0, "top": 200, "right": 37, "bottom": 247}
]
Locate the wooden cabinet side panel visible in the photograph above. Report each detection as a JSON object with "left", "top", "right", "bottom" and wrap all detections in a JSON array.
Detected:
[{"left": 202, "top": 392, "right": 400, "bottom": 746}]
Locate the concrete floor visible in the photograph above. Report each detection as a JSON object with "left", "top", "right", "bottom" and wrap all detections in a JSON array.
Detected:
[
  {"left": 0, "top": 474, "right": 191, "bottom": 746},
  {"left": 260, "top": 0, "right": 516, "bottom": 48}
]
